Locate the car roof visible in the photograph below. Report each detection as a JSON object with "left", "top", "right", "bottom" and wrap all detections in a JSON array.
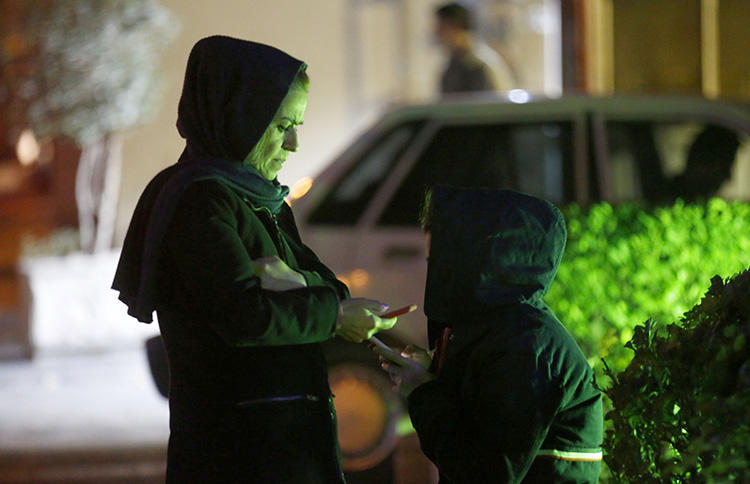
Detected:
[{"left": 376, "top": 93, "right": 750, "bottom": 133}]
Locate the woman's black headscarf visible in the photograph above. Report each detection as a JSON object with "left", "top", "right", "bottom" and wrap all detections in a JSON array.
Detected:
[
  {"left": 177, "top": 35, "right": 304, "bottom": 160},
  {"left": 112, "top": 35, "right": 304, "bottom": 323}
]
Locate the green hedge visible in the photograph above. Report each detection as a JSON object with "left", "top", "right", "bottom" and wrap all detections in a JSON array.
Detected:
[
  {"left": 602, "top": 268, "right": 750, "bottom": 482},
  {"left": 546, "top": 199, "right": 750, "bottom": 374}
]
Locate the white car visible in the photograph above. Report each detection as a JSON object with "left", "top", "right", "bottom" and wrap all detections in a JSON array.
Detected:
[{"left": 149, "top": 94, "right": 750, "bottom": 474}]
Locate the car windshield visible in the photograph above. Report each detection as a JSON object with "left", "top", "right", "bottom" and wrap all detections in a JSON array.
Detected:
[{"left": 308, "top": 121, "right": 423, "bottom": 225}]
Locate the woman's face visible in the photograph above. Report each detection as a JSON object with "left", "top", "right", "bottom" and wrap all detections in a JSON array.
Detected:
[{"left": 244, "top": 84, "right": 308, "bottom": 180}]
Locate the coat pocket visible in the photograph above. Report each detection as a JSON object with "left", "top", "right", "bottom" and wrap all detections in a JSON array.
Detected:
[{"left": 235, "top": 394, "right": 322, "bottom": 407}]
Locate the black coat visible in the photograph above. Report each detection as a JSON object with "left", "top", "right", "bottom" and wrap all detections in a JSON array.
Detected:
[
  {"left": 158, "top": 180, "right": 348, "bottom": 483},
  {"left": 410, "top": 187, "right": 603, "bottom": 483},
  {"left": 113, "top": 36, "right": 349, "bottom": 483}
]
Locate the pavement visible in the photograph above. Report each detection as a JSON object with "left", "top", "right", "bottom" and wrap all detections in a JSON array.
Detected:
[
  {"left": 0, "top": 347, "right": 169, "bottom": 451},
  {"left": 0, "top": 347, "right": 169, "bottom": 483},
  {"left": 0, "top": 347, "right": 442, "bottom": 484}
]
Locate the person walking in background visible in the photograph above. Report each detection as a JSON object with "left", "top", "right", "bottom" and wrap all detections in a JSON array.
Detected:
[
  {"left": 374, "top": 186, "right": 603, "bottom": 483},
  {"left": 434, "top": 2, "right": 516, "bottom": 94},
  {"left": 112, "top": 35, "right": 397, "bottom": 483}
]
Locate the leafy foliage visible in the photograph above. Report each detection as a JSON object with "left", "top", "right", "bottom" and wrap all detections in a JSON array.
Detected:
[
  {"left": 602, "top": 268, "right": 750, "bottom": 482},
  {"left": 546, "top": 199, "right": 750, "bottom": 375},
  {"left": 1, "top": 0, "right": 179, "bottom": 252},
  {"left": 0, "top": 0, "right": 178, "bottom": 145}
]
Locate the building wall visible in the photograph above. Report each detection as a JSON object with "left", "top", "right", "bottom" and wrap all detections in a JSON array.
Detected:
[
  {"left": 115, "top": 0, "right": 554, "bottom": 242},
  {"left": 612, "top": 0, "right": 703, "bottom": 95},
  {"left": 584, "top": 0, "right": 750, "bottom": 100},
  {"left": 117, "top": 0, "right": 353, "bottom": 242},
  {"left": 719, "top": 0, "right": 750, "bottom": 99}
]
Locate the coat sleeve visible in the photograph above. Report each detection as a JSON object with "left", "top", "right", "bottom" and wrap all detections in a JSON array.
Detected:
[
  {"left": 277, "top": 204, "right": 349, "bottom": 300},
  {"left": 407, "top": 345, "right": 563, "bottom": 483},
  {"left": 162, "top": 180, "right": 342, "bottom": 347}
]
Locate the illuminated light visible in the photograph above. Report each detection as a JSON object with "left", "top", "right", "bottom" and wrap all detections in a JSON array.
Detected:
[
  {"left": 332, "top": 376, "right": 388, "bottom": 454},
  {"left": 289, "top": 176, "right": 313, "bottom": 200},
  {"left": 508, "top": 89, "right": 531, "bottom": 104},
  {"left": 328, "top": 363, "right": 402, "bottom": 471},
  {"left": 338, "top": 270, "right": 370, "bottom": 291},
  {"left": 348, "top": 269, "right": 370, "bottom": 289},
  {"left": 338, "top": 275, "right": 351, "bottom": 288},
  {"left": 16, "top": 129, "right": 40, "bottom": 166}
]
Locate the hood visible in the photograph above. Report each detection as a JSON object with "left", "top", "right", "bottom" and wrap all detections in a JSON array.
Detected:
[
  {"left": 113, "top": 36, "right": 302, "bottom": 324},
  {"left": 424, "top": 186, "right": 567, "bottom": 325},
  {"left": 176, "top": 35, "right": 304, "bottom": 161}
]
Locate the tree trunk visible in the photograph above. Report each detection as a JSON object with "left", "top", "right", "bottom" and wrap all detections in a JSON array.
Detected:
[{"left": 75, "top": 133, "right": 122, "bottom": 253}]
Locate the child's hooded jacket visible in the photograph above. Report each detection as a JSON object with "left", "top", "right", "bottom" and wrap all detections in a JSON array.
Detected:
[{"left": 410, "top": 185, "right": 603, "bottom": 483}]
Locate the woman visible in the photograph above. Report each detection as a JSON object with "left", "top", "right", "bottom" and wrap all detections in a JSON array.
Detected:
[{"left": 113, "top": 35, "right": 394, "bottom": 483}]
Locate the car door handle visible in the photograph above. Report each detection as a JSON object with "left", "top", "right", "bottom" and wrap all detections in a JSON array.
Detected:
[{"left": 383, "top": 245, "right": 423, "bottom": 260}]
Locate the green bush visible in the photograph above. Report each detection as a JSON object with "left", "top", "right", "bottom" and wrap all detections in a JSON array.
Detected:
[
  {"left": 546, "top": 199, "right": 750, "bottom": 374},
  {"left": 602, "top": 268, "right": 750, "bottom": 482}
]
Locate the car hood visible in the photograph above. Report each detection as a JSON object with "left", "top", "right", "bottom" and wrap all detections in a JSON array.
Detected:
[{"left": 424, "top": 186, "right": 567, "bottom": 325}]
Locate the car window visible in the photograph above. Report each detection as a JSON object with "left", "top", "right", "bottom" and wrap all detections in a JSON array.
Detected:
[
  {"left": 603, "top": 121, "right": 746, "bottom": 203},
  {"left": 307, "top": 121, "right": 423, "bottom": 225},
  {"left": 377, "top": 121, "right": 574, "bottom": 226}
]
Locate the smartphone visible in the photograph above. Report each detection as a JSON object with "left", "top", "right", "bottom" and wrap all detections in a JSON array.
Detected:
[
  {"left": 367, "top": 336, "right": 406, "bottom": 364},
  {"left": 380, "top": 304, "right": 417, "bottom": 319}
]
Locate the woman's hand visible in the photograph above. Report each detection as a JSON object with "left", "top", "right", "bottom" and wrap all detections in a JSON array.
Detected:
[
  {"left": 252, "top": 256, "right": 307, "bottom": 291},
  {"left": 334, "top": 298, "right": 397, "bottom": 342}
]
